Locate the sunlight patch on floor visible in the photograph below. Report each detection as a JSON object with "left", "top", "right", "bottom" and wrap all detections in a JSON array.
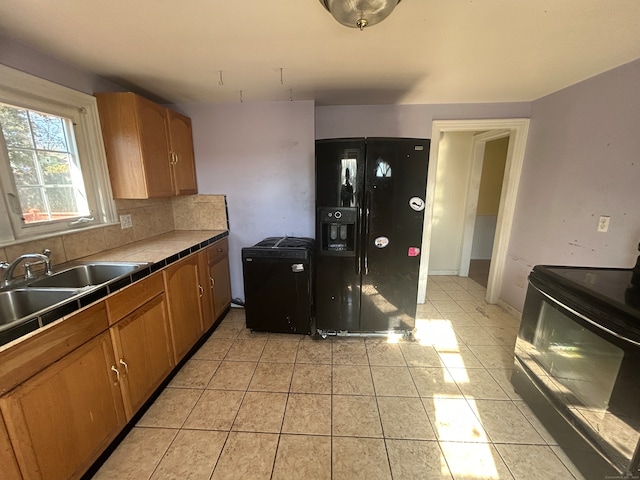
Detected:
[
  {"left": 414, "top": 315, "right": 501, "bottom": 478},
  {"left": 434, "top": 396, "right": 500, "bottom": 478},
  {"left": 414, "top": 318, "right": 459, "bottom": 350}
]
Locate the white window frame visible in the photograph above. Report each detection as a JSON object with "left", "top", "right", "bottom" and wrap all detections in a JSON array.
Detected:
[{"left": 0, "top": 65, "right": 117, "bottom": 245}]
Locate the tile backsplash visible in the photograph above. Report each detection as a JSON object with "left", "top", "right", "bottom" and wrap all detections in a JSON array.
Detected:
[
  {"left": 0, "top": 195, "right": 227, "bottom": 269},
  {"left": 172, "top": 195, "right": 228, "bottom": 231}
]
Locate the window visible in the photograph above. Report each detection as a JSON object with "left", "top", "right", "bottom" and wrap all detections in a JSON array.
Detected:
[{"left": 0, "top": 65, "right": 117, "bottom": 244}]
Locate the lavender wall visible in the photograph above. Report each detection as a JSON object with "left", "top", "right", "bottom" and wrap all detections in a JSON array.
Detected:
[
  {"left": 502, "top": 58, "right": 640, "bottom": 311},
  {"left": 176, "top": 101, "right": 316, "bottom": 300},
  {"left": 315, "top": 103, "right": 531, "bottom": 139},
  {"left": 0, "top": 34, "right": 123, "bottom": 94}
]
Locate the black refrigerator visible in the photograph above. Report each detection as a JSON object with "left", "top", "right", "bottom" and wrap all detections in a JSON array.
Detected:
[{"left": 315, "top": 137, "right": 430, "bottom": 333}]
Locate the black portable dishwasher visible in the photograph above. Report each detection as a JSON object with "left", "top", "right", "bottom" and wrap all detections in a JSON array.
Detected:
[{"left": 241, "top": 237, "right": 315, "bottom": 334}]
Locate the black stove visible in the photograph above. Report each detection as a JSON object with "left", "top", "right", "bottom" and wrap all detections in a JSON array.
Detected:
[{"left": 532, "top": 265, "right": 640, "bottom": 323}]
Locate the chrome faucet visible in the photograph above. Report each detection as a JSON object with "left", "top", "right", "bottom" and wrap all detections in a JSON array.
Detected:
[{"left": 1, "top": 249, "right": 53, "bottom": 287}]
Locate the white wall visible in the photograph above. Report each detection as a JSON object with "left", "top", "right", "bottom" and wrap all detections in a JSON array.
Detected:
[
  {"left": 429, "top": 132, "right": 474, "bottom": 273},
  {"left": 502, "top": 58, "right": 640, "bottom": 311},
  {"left": 177, "top": 101, "right": 316, "bottom": 301}
]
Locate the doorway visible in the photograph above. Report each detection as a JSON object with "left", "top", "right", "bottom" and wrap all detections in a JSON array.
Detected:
[
  {"left": 417, "top": 119, "right": 530, "bottom": 305},
  {"left": 460, "top": 131, "right": 511, "bottom": 287}
]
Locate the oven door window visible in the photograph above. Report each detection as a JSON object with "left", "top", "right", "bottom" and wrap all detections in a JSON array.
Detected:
[
  {"left": 533, "top": 302, "right": 623, "bottom": 409},
  {"left": 529, "top": 299, "right": 639, "bottom": 470}
]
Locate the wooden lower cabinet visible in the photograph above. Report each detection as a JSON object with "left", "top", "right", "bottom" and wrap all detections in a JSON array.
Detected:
[
  {"left": 163, "top": 255, "right": 204, "bottom": 363},
  {"left": 109, "top": 293, "right": 174, "bottom": 419},
  {"left": 211, "top": 255, "right": 232, "bottom": 319},
  {"left": 0, "top": 238, "right": 230, "bottom": 479},
  {"left": 0, "top": 332, "right": 126, "bottom": 480},
  {"left": 198, "top": 249, "right": 215, "bottom": 331},
  {"left": 0, "top": 414, "right": 21, "bottom": 479},
  {"left": 199, "top": 240, "right": 232, "bottom": 330}
]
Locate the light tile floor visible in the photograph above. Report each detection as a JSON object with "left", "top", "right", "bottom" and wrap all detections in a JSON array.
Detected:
[{"left": 92, "top": 276, "right": 586, "bottom": 480}]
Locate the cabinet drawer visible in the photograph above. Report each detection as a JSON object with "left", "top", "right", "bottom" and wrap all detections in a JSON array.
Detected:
[
  {"left": 106, "top": 273, "right": 163, "bottom": 324},
  {"left": 208, "top": 238, "right": 228, "bottom": 265}
]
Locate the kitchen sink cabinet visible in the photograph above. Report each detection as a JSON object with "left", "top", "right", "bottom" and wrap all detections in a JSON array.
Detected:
[
  {"left": 0, "top": 415, "right": 21, "bottom": 479},
  {"left": 108, "top": 274, "right": 174, "bottom": 419},
  {"left": 163, "top": 255, "right": 204, "bottom": 363},
  {"left": 95, "top": 92, "right": 197, "bottom": 199},
  {"left": 0, "top": 331, "right": 126, "bottom": 480}
]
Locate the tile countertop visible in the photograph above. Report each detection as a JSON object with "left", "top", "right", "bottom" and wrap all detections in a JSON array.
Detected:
[
  {"left": 0, "top": 230, "right": 228, "bottom": 349},
  {"left": 80, "top": 230, "right": 228, "bottom": 264}
]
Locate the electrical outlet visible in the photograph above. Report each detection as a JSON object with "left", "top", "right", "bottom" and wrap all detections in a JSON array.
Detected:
[
  {"left": 120, "top": 214, "right": 133, "bottom": 229},
  {"left": 597, "top": 215, "right": 610, "bottom": 233}
]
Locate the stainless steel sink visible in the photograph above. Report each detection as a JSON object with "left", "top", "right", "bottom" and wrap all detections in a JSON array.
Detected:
[
  {"left": 0, "top": 288, "right": 78, "bottom": 326},
  {"left": 28, "top": 262, "right": 144, "bottom": 289}
]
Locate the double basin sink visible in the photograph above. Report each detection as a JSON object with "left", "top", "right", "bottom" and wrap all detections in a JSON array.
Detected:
[{"left": 0, "top": 262, "right": 148, "bottom": 333}]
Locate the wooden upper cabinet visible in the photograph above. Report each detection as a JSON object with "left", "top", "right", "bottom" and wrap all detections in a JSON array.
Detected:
[
  {"left": 167, "top": 110, "right": 198, "bottom": 196},
  {"left": 95, "top": 92, "right": 198, "bottom": 199}
]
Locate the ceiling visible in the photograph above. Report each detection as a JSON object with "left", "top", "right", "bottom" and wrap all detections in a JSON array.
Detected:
[{"left": 1, "top": 1, "right": 639, "bottom": 106}]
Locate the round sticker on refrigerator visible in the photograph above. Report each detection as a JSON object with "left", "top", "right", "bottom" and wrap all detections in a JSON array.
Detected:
[
  {"left": 374, "top": 236, "right": 389, "bottom": 248},
  {"left": 409, "top": 197, "right": 425, "bottom": 211}
]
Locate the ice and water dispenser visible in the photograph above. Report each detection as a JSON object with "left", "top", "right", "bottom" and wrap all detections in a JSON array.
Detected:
[{"left": 318, "top": 207, "right": 356, "bottom": 255}]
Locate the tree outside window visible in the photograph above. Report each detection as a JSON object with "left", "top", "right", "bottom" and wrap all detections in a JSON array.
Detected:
[{"left": 0, "top": 104, "right": 89, "bottom": 224}]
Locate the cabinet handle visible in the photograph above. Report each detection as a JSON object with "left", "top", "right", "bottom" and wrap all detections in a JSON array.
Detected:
[
  {"left": 119, "top": 359, "right": 129, "bottom": 374},
  {"left": 111, "top": 365, "right": 120, "bottom": 382},
  {"left": 174, "top": 152, "right": 179, "bottom": 164},
  {"left": 199, "top": 285, "right": 204, "bottom": 297},
  {"left": 210, "top": 277, "right": 215, "bottom": 288}
]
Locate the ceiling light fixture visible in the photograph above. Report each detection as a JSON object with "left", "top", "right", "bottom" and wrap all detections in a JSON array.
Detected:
[{"left": 319, "top": 0, "right": 401, "bottom": 30}]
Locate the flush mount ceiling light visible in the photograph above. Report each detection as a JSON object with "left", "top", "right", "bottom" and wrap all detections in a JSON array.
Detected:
[{"left": 319, "top": 0, "right": 401, "bottom": 30}]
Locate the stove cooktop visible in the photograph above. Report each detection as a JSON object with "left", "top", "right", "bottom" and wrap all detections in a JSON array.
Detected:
[{"left": 533, "top": 265, "right": 640, "bottom": 320}]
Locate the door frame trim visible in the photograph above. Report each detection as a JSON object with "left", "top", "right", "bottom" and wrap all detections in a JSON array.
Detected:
[
  {"left": 458, "top": 129, "right": 511, "bottom": 277},
  {"left": 418, "top": 118, "right": 530, "bottom": 304}
]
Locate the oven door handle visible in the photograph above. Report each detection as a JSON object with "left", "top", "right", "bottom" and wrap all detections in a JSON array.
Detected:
[{"left": 531, "top": 282, "right": 640, "bottom": 347}]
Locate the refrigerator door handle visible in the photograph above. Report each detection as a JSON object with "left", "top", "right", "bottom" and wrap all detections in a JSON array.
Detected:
[
  {"left": 364, "top": 190, "right": 371, "bottom": 275},
  {"left": 355, "top": 192, "right": 362, "bottom": 275}
]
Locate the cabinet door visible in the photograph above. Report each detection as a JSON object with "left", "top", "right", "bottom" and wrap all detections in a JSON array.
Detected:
[
  {"left": 167, "top": 110, "right": 198, "bottom": 196},
  {"left": 0, "top": 414, "right": 21, "bottom": 480},
  {"left": 110, "top": 294, "right": 174, "bottom": 419},
  {"left": 0, "top": 332, "right": 125, "bottom": 480},
  {"left": 211, "top": 256, "right": 232, "bottom": 320},
  {"left": 135, "top": 95, "right": 174, "bottom": 197},
  {"left": 199, "top": 249, "right": 215, "bottom": 331},
  {"left": 163, "top": 255, "right": 204, "bottom": 363}
]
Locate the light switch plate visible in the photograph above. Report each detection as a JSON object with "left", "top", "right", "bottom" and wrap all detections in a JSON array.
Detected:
[{"left": 597, "top": 215, "right": 610, "bottom": 232}]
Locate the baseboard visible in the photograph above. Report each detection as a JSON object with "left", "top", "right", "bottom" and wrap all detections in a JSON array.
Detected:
[
  {"left": 428, "top": 270, "right": 459, "bottom": 276},
  {"left": 497, "top": 298, "right": 522, "bottom": 320}
]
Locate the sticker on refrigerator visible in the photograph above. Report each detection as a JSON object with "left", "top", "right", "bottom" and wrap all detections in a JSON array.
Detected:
[
  {"left": 409, "top": 197, "right": 425, "bottom": 211},
  {"left": 374, "top": 236, "right": 389, "bottom": 248},
  {"left": 408, "top": 247, "right": 421, "bottom": 257}
]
